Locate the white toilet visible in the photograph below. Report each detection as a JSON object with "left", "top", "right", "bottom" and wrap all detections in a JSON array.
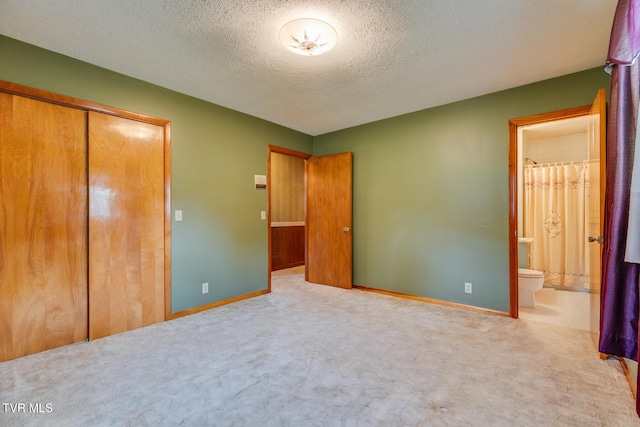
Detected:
[{"left": 518, "top": 268, "right": 544, "bottom": 308}]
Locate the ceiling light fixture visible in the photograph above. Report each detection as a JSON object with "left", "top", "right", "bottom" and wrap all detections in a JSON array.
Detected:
[{"left": 279, "top": 18, "right": 337, "bottom": 56}]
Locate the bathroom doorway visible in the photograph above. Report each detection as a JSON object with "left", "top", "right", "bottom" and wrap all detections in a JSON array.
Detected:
[{"left": 508, "top": 89, "right": 606, "bottom": 346}]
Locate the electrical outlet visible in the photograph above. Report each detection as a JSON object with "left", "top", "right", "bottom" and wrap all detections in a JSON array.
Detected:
[
  {"left": 464, "top": 282, "right": 472, "bottom": 294},
  {"left": 202, "top": 282, "right": 209, "bottom": 294}
]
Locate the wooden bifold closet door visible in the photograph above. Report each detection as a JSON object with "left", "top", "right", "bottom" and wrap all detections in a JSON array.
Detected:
[
  {"left": 0, "top": 93, "right": 88, "bottom": 361},
  {"left": 88, "top": 111, "right": 165, "bottom": 340},
  {"left": 0, "top": 91, "right": 167, "bottom": 362}
]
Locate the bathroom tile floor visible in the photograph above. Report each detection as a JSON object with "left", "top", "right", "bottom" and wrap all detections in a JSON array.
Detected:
[{"left": 518, "top": 287, "right": 590, "bottom": 331}]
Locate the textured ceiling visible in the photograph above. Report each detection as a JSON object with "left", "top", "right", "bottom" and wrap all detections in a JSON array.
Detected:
[{"left": 0, "top": 1, "right": 617, "bottom": 136}]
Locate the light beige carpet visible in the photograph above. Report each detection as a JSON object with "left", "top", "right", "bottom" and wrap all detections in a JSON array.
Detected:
[{"left": 1, "top": 271, "right": 638, "bottom": 426}]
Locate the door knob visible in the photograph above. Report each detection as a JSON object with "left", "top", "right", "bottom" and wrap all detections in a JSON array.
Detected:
[
  {"left": 343, "top": 227, "right": 351, "bottom": 232},
  {"left": 588, "top": 236, "right": 604, "bottom": 244}
]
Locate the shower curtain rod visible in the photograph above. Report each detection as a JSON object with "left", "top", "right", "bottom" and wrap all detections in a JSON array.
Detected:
[{"left": 525, "top": 159, "right": 599, "bottom": 168}]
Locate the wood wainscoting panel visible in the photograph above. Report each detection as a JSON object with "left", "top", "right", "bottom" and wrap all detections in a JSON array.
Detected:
[
  {"left": 88, "top": 111, "right": 165, "bottom": 340},
  {"left": 271, "top": 225, "right": 305, "bottom": 271},
  {"left": 0, "top": 93, "right": 88, "bottom": 362}
]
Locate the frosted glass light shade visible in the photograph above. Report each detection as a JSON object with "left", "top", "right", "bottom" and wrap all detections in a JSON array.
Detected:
[{"left": 279, "top": 18, "right": 337, "bottom": 56}]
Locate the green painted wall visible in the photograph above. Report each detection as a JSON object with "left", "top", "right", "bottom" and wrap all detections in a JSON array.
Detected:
[
  {"left": 0, "top": 35, "right": 313, "bottom": 313},
  {"left": 314, "top": 68, "right": 611, "bottom": 312}
]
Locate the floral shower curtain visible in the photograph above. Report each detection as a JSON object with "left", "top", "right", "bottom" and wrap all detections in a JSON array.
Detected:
[{"left": 523, "top": 162, "right": 590, "bottom": 287}]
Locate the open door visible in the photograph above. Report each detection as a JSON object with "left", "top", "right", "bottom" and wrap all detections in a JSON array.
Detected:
[
  {"left": 588, "top": 88, "right": 607, "bottom": 349},
  {"left": 306, "top": 152, "right": 353, "bottom": 289},
  {"left": 508, "top": 88, "right": 607, "bottom": 320}
]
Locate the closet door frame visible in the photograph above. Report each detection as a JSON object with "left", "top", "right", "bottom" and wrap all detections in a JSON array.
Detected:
[{"left": 0, "top": 80, "right": 173, "bottom": 321}]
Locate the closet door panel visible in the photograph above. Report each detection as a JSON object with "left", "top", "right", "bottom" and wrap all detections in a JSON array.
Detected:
[
  {"left": 0, "top": 93, "right": 88, "bottom": 362},
  {"left": 88, "top": 111, "right": 164, "bottom": 340}
]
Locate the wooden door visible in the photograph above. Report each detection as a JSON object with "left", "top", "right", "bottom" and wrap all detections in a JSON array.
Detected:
[
  {"left": 589, "top": 88, "right": 606, "bottom": 348},
  {"left": 88, "top": 112, "right": 165, "bottom": 339},
  {"left": 0, "top": 93, "right": 88, "bottom": 362},
  {"left": 306, "top": 152, "right": 353, "bottom": 289}
]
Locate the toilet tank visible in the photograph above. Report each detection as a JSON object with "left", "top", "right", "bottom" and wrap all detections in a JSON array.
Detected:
[{"left": 518, "top": 238, "right": 534, "bottom": 268}]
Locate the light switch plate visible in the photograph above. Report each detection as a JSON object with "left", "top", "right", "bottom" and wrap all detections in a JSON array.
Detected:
[
  {"left": 261, "top": 211, "right": 266, "bottom": 220},
  {"left": 175, "top": 210, "right": 182, "bottom": 221}
]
